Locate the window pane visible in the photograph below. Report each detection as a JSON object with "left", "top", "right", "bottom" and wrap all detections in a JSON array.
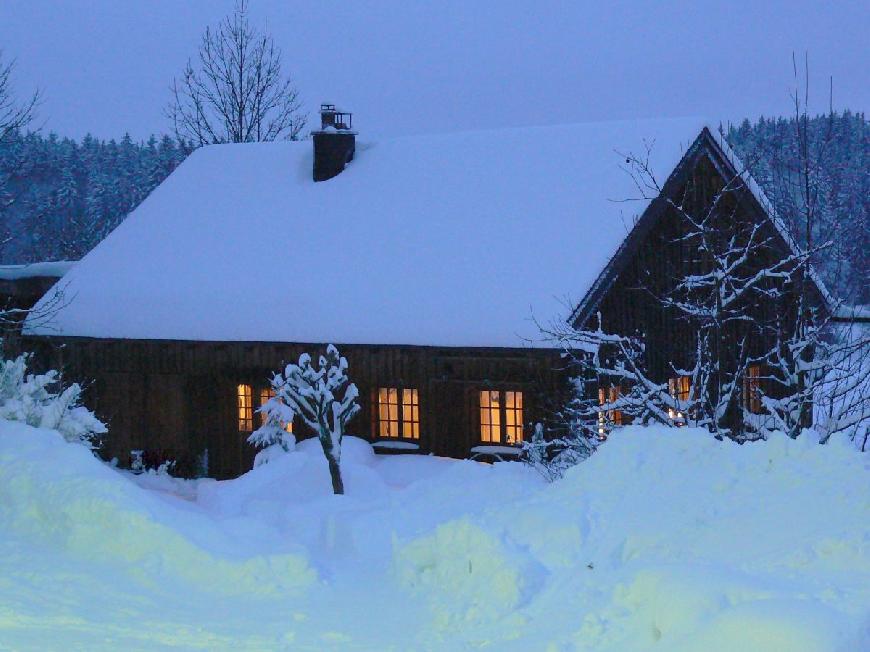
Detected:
[
  {"left": 237, "top": 384, "right": 253, "bottom": 432},
  {"left": 401, "top": 389, "right": 420, "bottom": 439},
  {"left": 378, "top": 387, "right": 400, "bottom": 438},
  {"left": 505, "top": 391, "right": 523, "bottom": 444},
  {"left": 480, "top": 390, "right": 500, "bottom": 442}
]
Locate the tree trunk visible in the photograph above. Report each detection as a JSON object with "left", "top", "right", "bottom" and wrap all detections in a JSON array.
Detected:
[{"left": 326, "top": 452, "right": 344, "bottom": 495}]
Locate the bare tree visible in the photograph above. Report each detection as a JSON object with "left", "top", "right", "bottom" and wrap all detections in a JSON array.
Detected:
[
  {"left": 759, "top": 56, "right": 870, "bottom": 446},
  {"left": 167, "top": 0, "right": 306, "bottom": 146},
  {"left": 0, "top": 51, "right": 40, "bottom": 143},
  {"left": 0, "top": 51, "right": 41, "bottom": 253}
]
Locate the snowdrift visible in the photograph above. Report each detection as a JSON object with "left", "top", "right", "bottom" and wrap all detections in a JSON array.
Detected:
[
  {"left": 1, "top": 421, "right": 868, "bottom": 650},
  {"left": 0, "top": 422, "right": 313, "bottom": 599}
]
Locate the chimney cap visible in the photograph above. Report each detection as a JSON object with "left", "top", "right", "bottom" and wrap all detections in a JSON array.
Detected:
[{"left": 315, "top": 102, "right": 355, "bottom": 133}]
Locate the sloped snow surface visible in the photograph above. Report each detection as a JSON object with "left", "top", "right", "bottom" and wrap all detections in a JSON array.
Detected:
[
  {"left": 1, "top": 421, "right": 868, "bottom": 650},
  {"left": 26, "top": 118, "right": 706, "bottom": 346}
]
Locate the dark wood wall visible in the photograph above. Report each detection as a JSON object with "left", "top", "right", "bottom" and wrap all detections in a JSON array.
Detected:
[
  {"left": 27, "top": 336, "right": 565, "bottom": 478},
  {"left": 580, "top": 151, "right": 804, "bottom": 432}
]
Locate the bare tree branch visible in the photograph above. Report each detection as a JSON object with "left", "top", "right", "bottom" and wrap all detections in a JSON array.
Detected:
[{"left": 166, "top": 0, "right": 306, "bottom": 146}]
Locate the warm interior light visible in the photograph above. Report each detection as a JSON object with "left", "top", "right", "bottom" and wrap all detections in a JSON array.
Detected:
[{"left": 237, "top": 384, "right": 253, "bottom": 432}]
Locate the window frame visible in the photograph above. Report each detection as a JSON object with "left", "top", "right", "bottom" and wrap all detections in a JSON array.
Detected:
[
  {"left": 743, "top": 365, "right": 764, "bottom": 414},
  {"left": 668, "top": 376, "right": 692, "bottom": 424},
  {"left": 237, "top": 383, "right": 254, "bottom": 432},
  {"left": 478, "top": 388, "right": 525, "bottom": 445},
  {"left": 597, "top": 383, "right": 623, "bottom": 437},
  {"left": 373, "top": 386, "right": 421, "bottom": 440}
]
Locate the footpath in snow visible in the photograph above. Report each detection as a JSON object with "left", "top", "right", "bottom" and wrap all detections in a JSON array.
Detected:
[{"left": 0, "top": 421, "right": 868, "bottom": 651}]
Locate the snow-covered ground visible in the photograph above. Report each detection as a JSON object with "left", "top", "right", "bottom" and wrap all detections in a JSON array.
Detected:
[{"left": 1, "top": 421, "right": 868, "bottom": 651}]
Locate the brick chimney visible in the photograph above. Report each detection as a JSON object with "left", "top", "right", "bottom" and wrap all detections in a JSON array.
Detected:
[{"left": 312, "top": 103, "right": 356, "bottom": 182}]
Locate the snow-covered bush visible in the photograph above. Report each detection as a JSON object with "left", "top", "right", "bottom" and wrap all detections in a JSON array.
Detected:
[
  {"left": 0, "top": 352, "right": 106, "bottom": 449},
  {"left": 252, "top": 345, "right": 359, "bottom": 493},
  {"left": 248, "top": 392, "right": 296, "bottom": 468},
  {"left": 521, "top": 422, "right": 598, "bottom": 482}
]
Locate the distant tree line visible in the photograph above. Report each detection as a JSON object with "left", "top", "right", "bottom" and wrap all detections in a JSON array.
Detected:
[
  {"left": 728, "top": 111, "right": 869, "bottom": 305},
  {"left": 0, "top": 131, "right": 190, "bottom": 262},
  {"left": 1, "top": 112, "right": 865, "bottom": 306}
]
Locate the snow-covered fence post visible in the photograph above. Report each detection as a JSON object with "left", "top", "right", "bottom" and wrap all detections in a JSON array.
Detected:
[{"left": 259, "top": 345, "right": 359, "bottom": 494}]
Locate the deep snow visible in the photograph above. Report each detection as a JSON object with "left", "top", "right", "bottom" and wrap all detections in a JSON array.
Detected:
[
  {"left": 1, "top": 421, "right": 868, "bottom": 651},
  {"left": 26, "top": 118, "right": 708, "bottom": 346}
]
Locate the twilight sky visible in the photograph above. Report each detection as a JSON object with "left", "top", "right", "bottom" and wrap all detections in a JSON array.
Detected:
[{"left": 0, "top": 0, "right": 867, "bottom": 142}]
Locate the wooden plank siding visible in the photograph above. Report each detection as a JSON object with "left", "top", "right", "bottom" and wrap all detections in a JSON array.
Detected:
[
  {"left": 580, "top": 149, "right": 806, "bottom": 433},
  {"left": 26, "top": 336, "right": 565, "bottom": 478}
]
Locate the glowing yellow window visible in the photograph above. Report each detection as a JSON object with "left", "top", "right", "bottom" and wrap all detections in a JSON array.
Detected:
[
  {"left": 237, "top": 384, "right": 253, "bottom": 432},
  {"left": 744, "top": 365, "right": 763, "bottom": 414},
  {"left": 377, "top": 387, "right": 419, "bottom": 439},
  {"left": 597, "top": 385, "right": 623, "bottom": 430},
  {"left": 480, "top": 390, "right": 501, "bottom": 443},
  {"left": 504, "top": 391, "right": 524, "bottom": 444},
  {"left": 259, "top": 388, "right": 293, "bottom": 432},
  {"left": 668, "top": 376, "right": 691, "bottom": 402},
  {"left": 377, "top": 387, "right": 400, "bottom": 437},
  {"left": 668, "top": 376, "right": 691, "bottom": 422},
  {"left": 402, "top": 389, "right": 420, "bottom": 439}
]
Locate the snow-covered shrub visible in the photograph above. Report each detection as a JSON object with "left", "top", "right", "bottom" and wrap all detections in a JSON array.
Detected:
[
  {"left": 248, "top": 392, "right": 296, "bottom": 468},
  {"left": 253, "top": 345, "right": 359, "bottom": 493},
  {"left": 521, "top": 422, "right": 598, "bottom": 481},
  {"left": 0, "top": 353, "right": 106, "bottom": 449}
]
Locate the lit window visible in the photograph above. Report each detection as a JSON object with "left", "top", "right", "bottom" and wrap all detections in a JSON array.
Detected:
[
  {"left": 378, "top": 387, "right": 399, "bottom": 437},
  {"left": 668, "top": 376, "right": 691, "bottom": 423},
  {"left": 377, "top": 387, "right": 419, "bottom": 439},
  {"left": 480, "top": 390, "right": 524, "bottom": 444},
  {"left": 505, "top": 391, "right": 523, "bottom": 444},
  {"left": 668, "top": 376, "right": 692, "bottom": 402},
  {"left": 744, "top": 365, "right": 763, "bottom": 414},
  {"left": 402, "top": 389, "right": 420, "bottom": 438},
  {"left": 259, "top": 387, "right": 293, "bottom": 432},
  {"left": 237, "top": 384, "right": 253, "bottom": 432},
  {"left": 597, "top": 384, "right": 623, "bottom": 435}
]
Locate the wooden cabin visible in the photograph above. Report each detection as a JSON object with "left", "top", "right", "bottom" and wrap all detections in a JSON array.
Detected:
[
  {"left": 0, "top": 261, "right": 72, "bottom": 355},
  {"left": 23, "top": 112, "right": 824, "bottom": 477}
]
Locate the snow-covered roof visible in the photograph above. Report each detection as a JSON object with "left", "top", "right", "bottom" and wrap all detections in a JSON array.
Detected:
[
  {"left": 0, "top": 261, "right": 74, "bottom": 281},
  {"left": 26, "top": 118, "right": 708, "bottom": 347}
]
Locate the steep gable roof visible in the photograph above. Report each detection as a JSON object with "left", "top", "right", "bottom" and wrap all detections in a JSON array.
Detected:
[
  {"left": 569, "top": 127, "right": 834, "bottom": 328},
  {"left": 27, "top": 118, "right": 710, "bottom": 347}
]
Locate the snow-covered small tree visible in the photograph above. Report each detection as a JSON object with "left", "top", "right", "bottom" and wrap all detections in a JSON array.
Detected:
[
  {"left": 521, "top": 421, "right": 598, "bottom": 482},
  {"left": 255, "top": 345, "right": 359, "bottom": 494},
  {"left": 248, "top": 391, "right": 296, "bottom": 468},
  {"left": 0, "top": 351, "right": 106, "bottom": 449}
]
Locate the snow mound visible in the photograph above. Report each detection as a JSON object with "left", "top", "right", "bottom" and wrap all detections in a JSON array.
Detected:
[
  {"left": 1, "top": 422, "right": 867, "bottom": 649},
  {"left": 394, "top": 518, "right": 543, "bottom": 631},
  {"left": 475, "top": 429, "right": 870, "bottom": 650},
  {"left": 0, "top": 422, "right": 314, "bottom": 598}
]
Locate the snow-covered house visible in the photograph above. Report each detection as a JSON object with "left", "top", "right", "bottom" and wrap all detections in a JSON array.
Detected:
[
  {"left": 24, "top": 109, "right": 828, "bottom": 476},
  {"left": 1, "top": 261, "right": 73, "bottom": 354}
]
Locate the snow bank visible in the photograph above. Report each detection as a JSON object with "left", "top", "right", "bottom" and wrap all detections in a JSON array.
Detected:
[
  {"left": 0, "top": 422, "right": 313, "bottom": 599},
  {"left": 1, "top": 422, "right": 867, "bottom": 650},
  {"left": 395, "top": 518, "right": 544, "bottom": 631}
]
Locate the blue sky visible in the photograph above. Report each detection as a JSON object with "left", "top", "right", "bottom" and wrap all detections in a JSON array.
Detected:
[{"left": 1, "top": 0, "right": 867, "bottom": 141}]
